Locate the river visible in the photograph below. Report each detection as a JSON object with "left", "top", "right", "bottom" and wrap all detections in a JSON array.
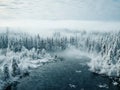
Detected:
[{"left": 15, "top": 52, "right": 120, "bottom": 90}]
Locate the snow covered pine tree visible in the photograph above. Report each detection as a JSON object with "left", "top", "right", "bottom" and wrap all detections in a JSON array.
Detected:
[
  {"left": 3, "top": 64, "right": 10, "bottom": 81},
  {"left": 12, "top": 58, "right": 21, "bottom": 77}
]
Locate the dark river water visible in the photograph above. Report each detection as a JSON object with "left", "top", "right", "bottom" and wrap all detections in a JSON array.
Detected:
[{"left": 15, "top": 54, "right": 120, "bottom": 90}]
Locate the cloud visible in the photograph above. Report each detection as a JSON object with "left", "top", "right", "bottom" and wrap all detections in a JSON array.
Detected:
[{"left": 0, "top": 0, "right": 120, "bottom": 21}]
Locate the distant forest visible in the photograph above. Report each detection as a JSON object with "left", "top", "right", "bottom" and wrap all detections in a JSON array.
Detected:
[
  {"left": 1, "top": 30, "right": 120, "bottom": 59},
  {"left": 0, "top": 30, "right": 78, "bottom": 52}
]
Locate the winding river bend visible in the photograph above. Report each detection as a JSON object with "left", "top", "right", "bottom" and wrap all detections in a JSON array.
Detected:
[{"left": 15, "top": 52, "right": 120, "bottom": 90}]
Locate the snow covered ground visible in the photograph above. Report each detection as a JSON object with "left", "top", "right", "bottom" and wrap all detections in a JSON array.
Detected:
[{"left": 0, "top": 47, "right": 58, "bottom": 90}]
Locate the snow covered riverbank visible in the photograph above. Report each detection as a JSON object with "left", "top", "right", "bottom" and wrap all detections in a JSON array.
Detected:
[
  {"left": 0, "top": 47, "right": 60, "bottom": 90},
  {"left": 62, "top": 46, "right": 120, "bottom": 85}
]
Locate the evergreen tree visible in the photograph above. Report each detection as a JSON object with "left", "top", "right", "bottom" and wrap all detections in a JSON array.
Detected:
[
  {"left": 3, "top": 64, "right": 10, "bottom": 81},
  {"left": 12, "top": 58, "right": 21, "bottom": 77}
]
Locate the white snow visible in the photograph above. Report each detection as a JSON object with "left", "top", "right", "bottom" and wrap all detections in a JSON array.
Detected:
[
  {"left": 112, "top": 81, "right": 119, "bottom": 86},
  {"left": 98, "top": 84, "right": 109, "bottom": 89},
  {"left": 69, "top": 84, "right": 76, "bottom": 88},
  {"left": 75, "top": 70, "right": 82, "bottom": 73},
  {"left": 0, "top": 47, "right": 56, "bottom": 89}
]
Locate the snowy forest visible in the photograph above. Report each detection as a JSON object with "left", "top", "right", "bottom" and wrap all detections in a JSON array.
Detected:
[
  {"left": 0, "top": 0, "right": 120, "bottom": 89},
  {"left": 0, "top": 30, "right": 120, "bottom": 89}
]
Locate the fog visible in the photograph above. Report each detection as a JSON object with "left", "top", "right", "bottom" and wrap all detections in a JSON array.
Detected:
[
  {"left": 0, "top": 20, "right": 120, "bottom": 34},
  {"left": 0, "top": 0, "right": 120, "bottom": 34}
]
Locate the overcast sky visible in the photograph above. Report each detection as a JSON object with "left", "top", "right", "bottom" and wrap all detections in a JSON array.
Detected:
[{"left": 0, "top": 0, "right": 120, "bottom": 30}]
